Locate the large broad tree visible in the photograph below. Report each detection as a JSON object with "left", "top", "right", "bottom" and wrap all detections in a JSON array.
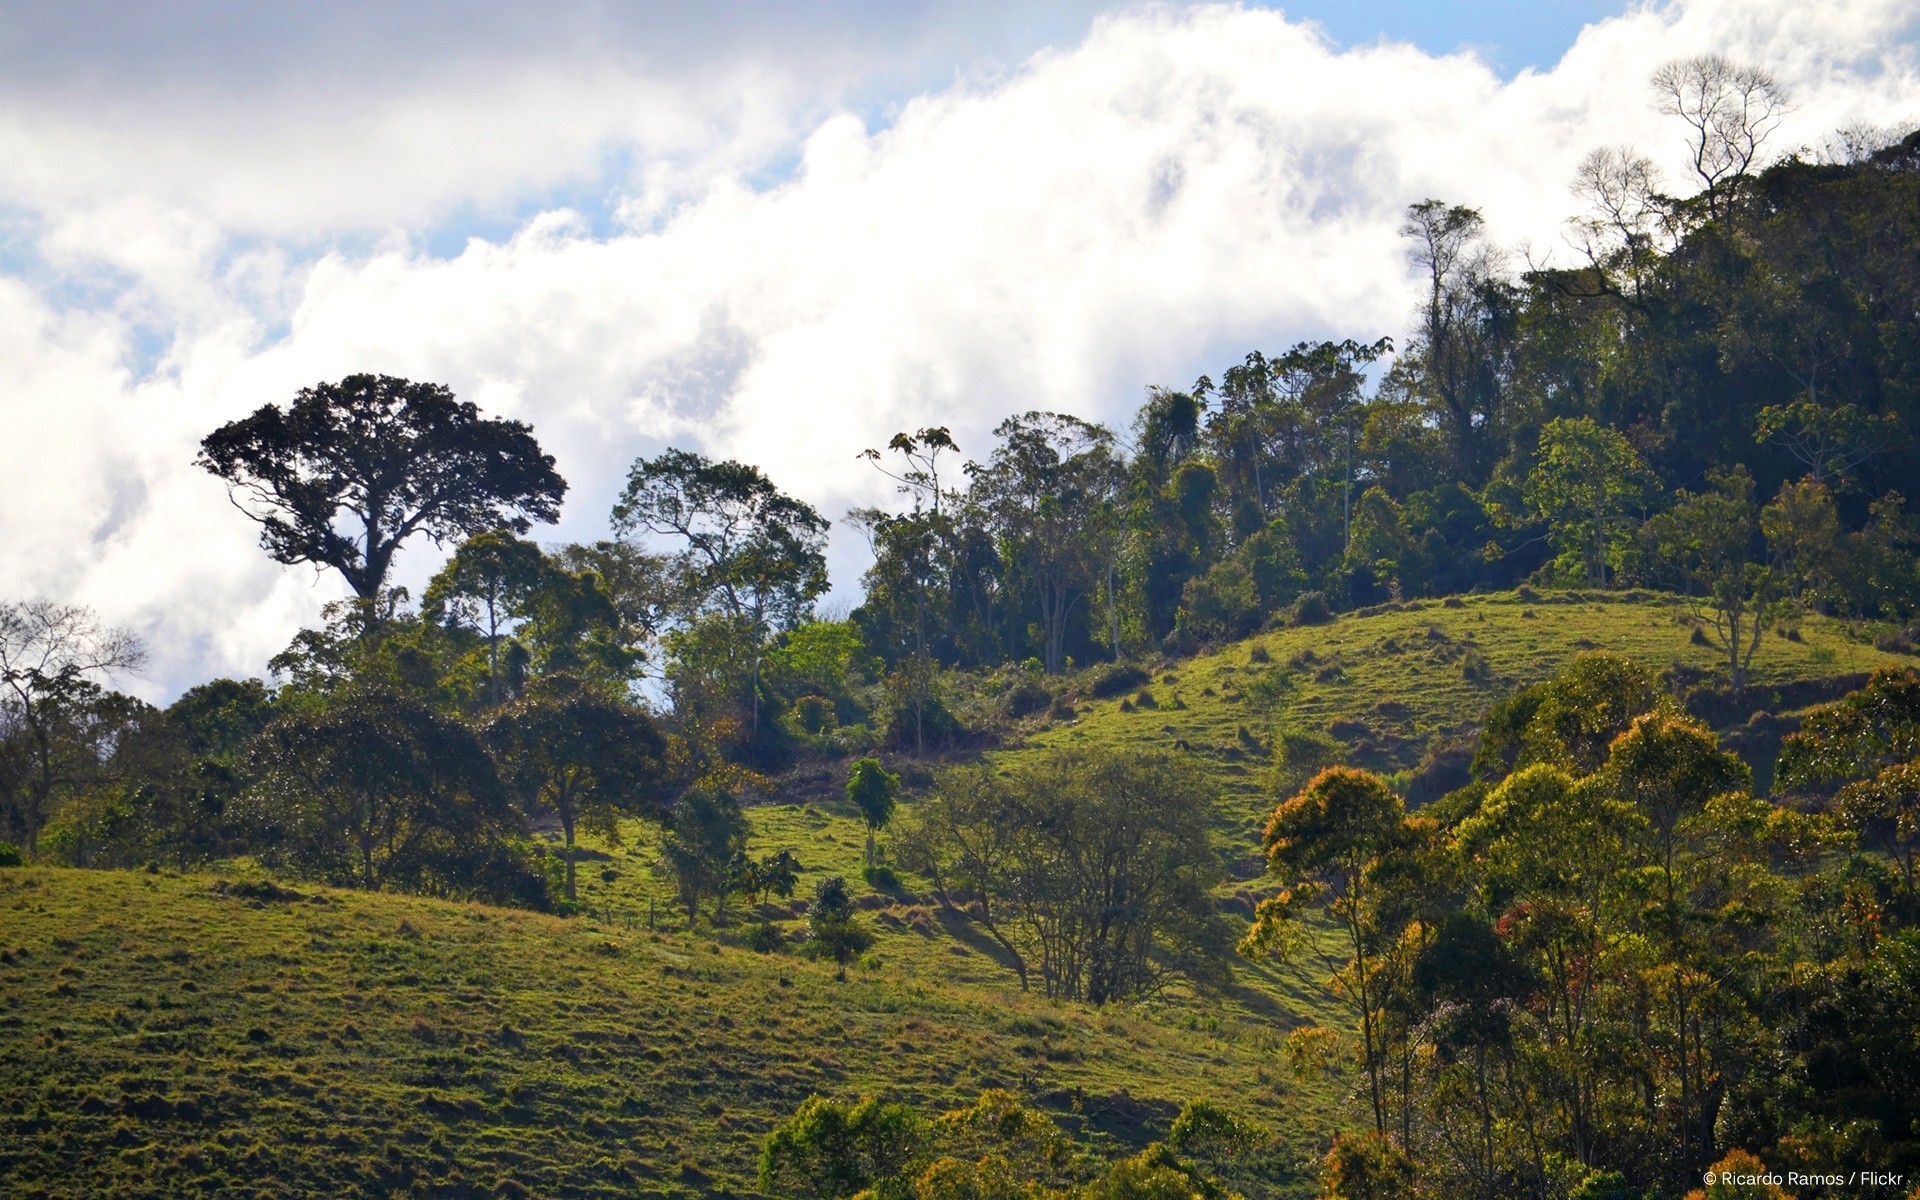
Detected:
[
  {"left": 197, "top": 374, "right": 567, "bottom": 602},
  {"left": 903, "top": 746, "right": 1231, "bottom": 1004},
  {"left": 0, "top": 601, "right": 146, "bottom": 855}
]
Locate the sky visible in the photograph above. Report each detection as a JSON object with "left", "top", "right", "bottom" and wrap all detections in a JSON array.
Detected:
[{"left": 1, "top": 0, "right": 1917, "bottom": 702}]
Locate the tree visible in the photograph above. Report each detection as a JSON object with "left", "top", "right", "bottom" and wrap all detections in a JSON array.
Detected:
[
  {"left": 805, "top": 875, "right": 872, "bottom": 964},
  {"left": 734, "top": 847, "right": 802, "bottom": 908},
  {"left": 0, "top": 601, "right": 146, "bottom": 856},
  {"left": 1523, "top": 417, "right": 1652, "bottom": 587},
  {"left": 845, "top": 756, "right": 899, "bottom": 867},
  {"left": 1243, "top": 766, "right": 1412, "bottom": 1136},
  {"left": 658, "top": 787, "right": 751, "bottom": 925},
  {"left": 903, "top": 747, "right": 1231, "bottom": 1003},
  {"left": 1402, "top": 200, "right": 1513, "bottom": 478},
  {"left": 484, "top": 680, "right": 668, "bottom": 900},
  {"left": 245, "top": 686, "right": 521, "bottom": 897},
  {"left": 1761, "top": 477, "right": 1841, "bottom": 607},
  {"left": 1753, "top": 400, "right": 1894, "bottom": 489},
  {"left": 1470, "top": 652, "right": 1667, "bottom": 781},
  {"left": 968, "top": 412, "right": 1121, "bottom": 674},
  {"left": 1648, "top": 467, "right": 1771, "bottom": 688},
  {"left": 422, "top": 530, "right": 551, "bottom": 705},
  {"left": 759, "top": 1095, "right": 928, "bottom": 1200},
  {"left": 1777, "top": 667, "right": 1920, "bottom": 791},
  {"left": 1650, "top": 56, "right": 1789, "bottom": 221},
  {"left": 197, "top": 374, "right": 566, "bottom": 603},
  {"left": 612, "top": 448, "right": 829, "bottom": 632}
]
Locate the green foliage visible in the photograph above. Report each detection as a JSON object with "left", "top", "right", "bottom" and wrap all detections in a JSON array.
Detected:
[
  {"left": 1469, "top": 652, "right": 1666, "bottom": 780},
  {"left": 243, "top": 685, "right": 540, "bottom": 905},
  {"left": 612, "top": 447, "right": 830, "bottom": 632},
  {"left": 1646, "top": 467, "right": 1772, "bottom": 687},
  {"left": 0, "top": 841, "right": 19, "bottom": 867},
  {"left": 1521, "top": 417, "right": 1653, "bottom": 588},
  {"left": 804, "top": 875, "right": 871, "bottom": 964},
  {"left": 196, "top": 373, "right": 565, "bottom": 601},
  {"left": 659, "top": 787, "right": 752, "bottom": 925},
  {"left": 736, "top": 848, "right": 804, "bottom": 907},
  {"left": 1289, "top": 591, "right": 1334, "bottom": 626},
  {"left": 1317, "top": 1131, "right": 1415, "bottom": 1200},
  {"left": 846, "top": 756, "right": 901, "bottom": 866},
  {"left": 761, "top": 1089, "right": 1235, "bottom": 1200},
  {"left": 483, "top": 680, "right": 668, "bottom": 899},
  {"left": 905, "top": 748, "right": 1233, "bottom": 1004}
]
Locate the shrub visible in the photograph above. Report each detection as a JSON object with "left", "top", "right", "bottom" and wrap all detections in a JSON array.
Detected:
[
  {"left": 1001, "top": 677, "right": 1051, "bottom": 719},
  {"left": 1087, "top": 662, "right": 1150, "bottom": 699},
  {"left": 0, "top": 842, "right": 21, "bottom": 868},
  {"left": 747, "top": 918, "right": 787, "bottom": 954},
  {"left": 862, "top": 864, "right": 901, "bottom": 892},
  {"left": 1290, "top": 591, "right": 1334, "bottom": 626}
]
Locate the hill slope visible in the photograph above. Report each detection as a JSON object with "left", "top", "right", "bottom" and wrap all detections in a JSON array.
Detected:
[
  {"left": 0, "top": 867, "right": 1318, "bottom": 1200},
  {"left": 2, "top": 591, "right": 1907, "bottom": 1199}
]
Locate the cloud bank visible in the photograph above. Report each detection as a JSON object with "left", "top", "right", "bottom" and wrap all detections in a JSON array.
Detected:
[{"left": 2, "top": 0, "right": 1917, "bottom": 700}]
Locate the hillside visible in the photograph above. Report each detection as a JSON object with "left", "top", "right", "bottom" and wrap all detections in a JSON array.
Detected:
[
  {"left": 0, "top": 866, "right": 1327, "bottom": 1200},
  {"left": 1, "top": 593, "right": 1909, "bottom": 1199},
  {"left": 1020, "top": 588, "right": 1905, "bottom": 824}
]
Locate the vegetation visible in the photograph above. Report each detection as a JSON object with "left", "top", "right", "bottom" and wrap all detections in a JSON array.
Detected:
[{"left": 6, "top": 50, "right": 1920, "bottom": 1200}]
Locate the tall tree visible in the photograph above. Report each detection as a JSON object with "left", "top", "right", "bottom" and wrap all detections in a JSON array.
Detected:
[
  {"left": 845, "top": 756, "right": 899, "bottom": 868},
  {"left": 968, "top": 412, "right": 1120, "bottom": 674},
  {"left": 1649, "top": 55, "right": 1789, "bottom": 222},
  {"left": 1243, "top": 766, "right": 1414, "bottom": 1137},
  {"left": 611, "top": 449, "right": 829, "bottom": 632},
  {"left": 197, "top": 374, "right": 566, "bottom": 603},
  {"left": 1647, "top": 468, "right": 1772, "bottom": 688},
  {"left": 1402, "top": 200, "right": 1514, "bottom": 478},
  {"left": 1523, "top": 416, "right": 1653, "bottom": 587},
  {"left": 421, "top": 530, "right": 551, "bottom": 705},
  {"left": 659, "top": 787, "right": 751, "bottom": 925}
]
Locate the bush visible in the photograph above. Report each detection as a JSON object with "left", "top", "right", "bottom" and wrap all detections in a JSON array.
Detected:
[
  {"left": 1001, "top": 677, "right": 1051, "bottom": 719},
  {"left": 1087, "top": 662, "right": 1150, "bottom": 699},
  {"left": 1289, "top": 591, "right": 1334, "bottom": 626},
  {"left": 862, "top": 864, "right": 901, "bottom": 892},
  {"left": 747, "top": 918, "right": 788, "bottom": 954},
  {"left": 0, "top": 842, "right": 22, "bottom": 868}
]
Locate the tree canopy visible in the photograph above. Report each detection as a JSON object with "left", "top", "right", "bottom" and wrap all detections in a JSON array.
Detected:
[{"left": 197, "top": 374, "right": 566, "bottom": 601}]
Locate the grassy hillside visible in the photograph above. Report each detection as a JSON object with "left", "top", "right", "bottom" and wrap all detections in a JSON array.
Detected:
[
  {"left": 0, "top": 867, "right": 1324, "bottom": 1200},
  {"left": 1021, "top": 588, "right": 1905, "bottom": 827},
  {"left": 2, "top": 591, "right": 1907, "bottom": 1199}
]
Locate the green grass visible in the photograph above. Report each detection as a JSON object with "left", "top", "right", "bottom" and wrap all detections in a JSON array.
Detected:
[
  {"left": 2, "top": 590, "right": 1907, "bottom": 1198},
  {"left": 0, "top": 866, "right": 1328, "bottom": 1199},
  {"left": 1020, "top": 589, "right": 1904, "bottom": 827}
]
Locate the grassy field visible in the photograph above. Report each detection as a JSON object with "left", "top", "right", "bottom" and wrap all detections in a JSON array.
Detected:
[
  {"left": 0, "top": 865, "right": 1332, "bottom": 1199},
  {"left": 1, "top": 590, "right": 1908, "bottom": 1198}
]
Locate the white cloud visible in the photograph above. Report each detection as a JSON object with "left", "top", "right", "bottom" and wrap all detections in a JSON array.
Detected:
[{"left": 1, "top": 0, "right": 1917, "bottom": 699}]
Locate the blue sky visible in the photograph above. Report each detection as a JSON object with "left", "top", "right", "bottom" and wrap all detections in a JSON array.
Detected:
[{"left": 0, "top": 0, "right": 1916, "bottom": 698}]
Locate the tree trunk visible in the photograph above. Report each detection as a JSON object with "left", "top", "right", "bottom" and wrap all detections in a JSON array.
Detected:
[{"left": 563, "top": 814, "right": 577, "bottom": 901}]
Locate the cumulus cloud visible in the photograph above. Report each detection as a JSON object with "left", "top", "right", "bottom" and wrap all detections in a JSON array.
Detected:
[{"left": 2, "top": 0, "right": 1917, "bottom": 699}]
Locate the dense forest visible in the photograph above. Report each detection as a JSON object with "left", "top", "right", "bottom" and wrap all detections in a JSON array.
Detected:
[{"left": 6, "top": 56, "right": 1920, "bottom": 1200}]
